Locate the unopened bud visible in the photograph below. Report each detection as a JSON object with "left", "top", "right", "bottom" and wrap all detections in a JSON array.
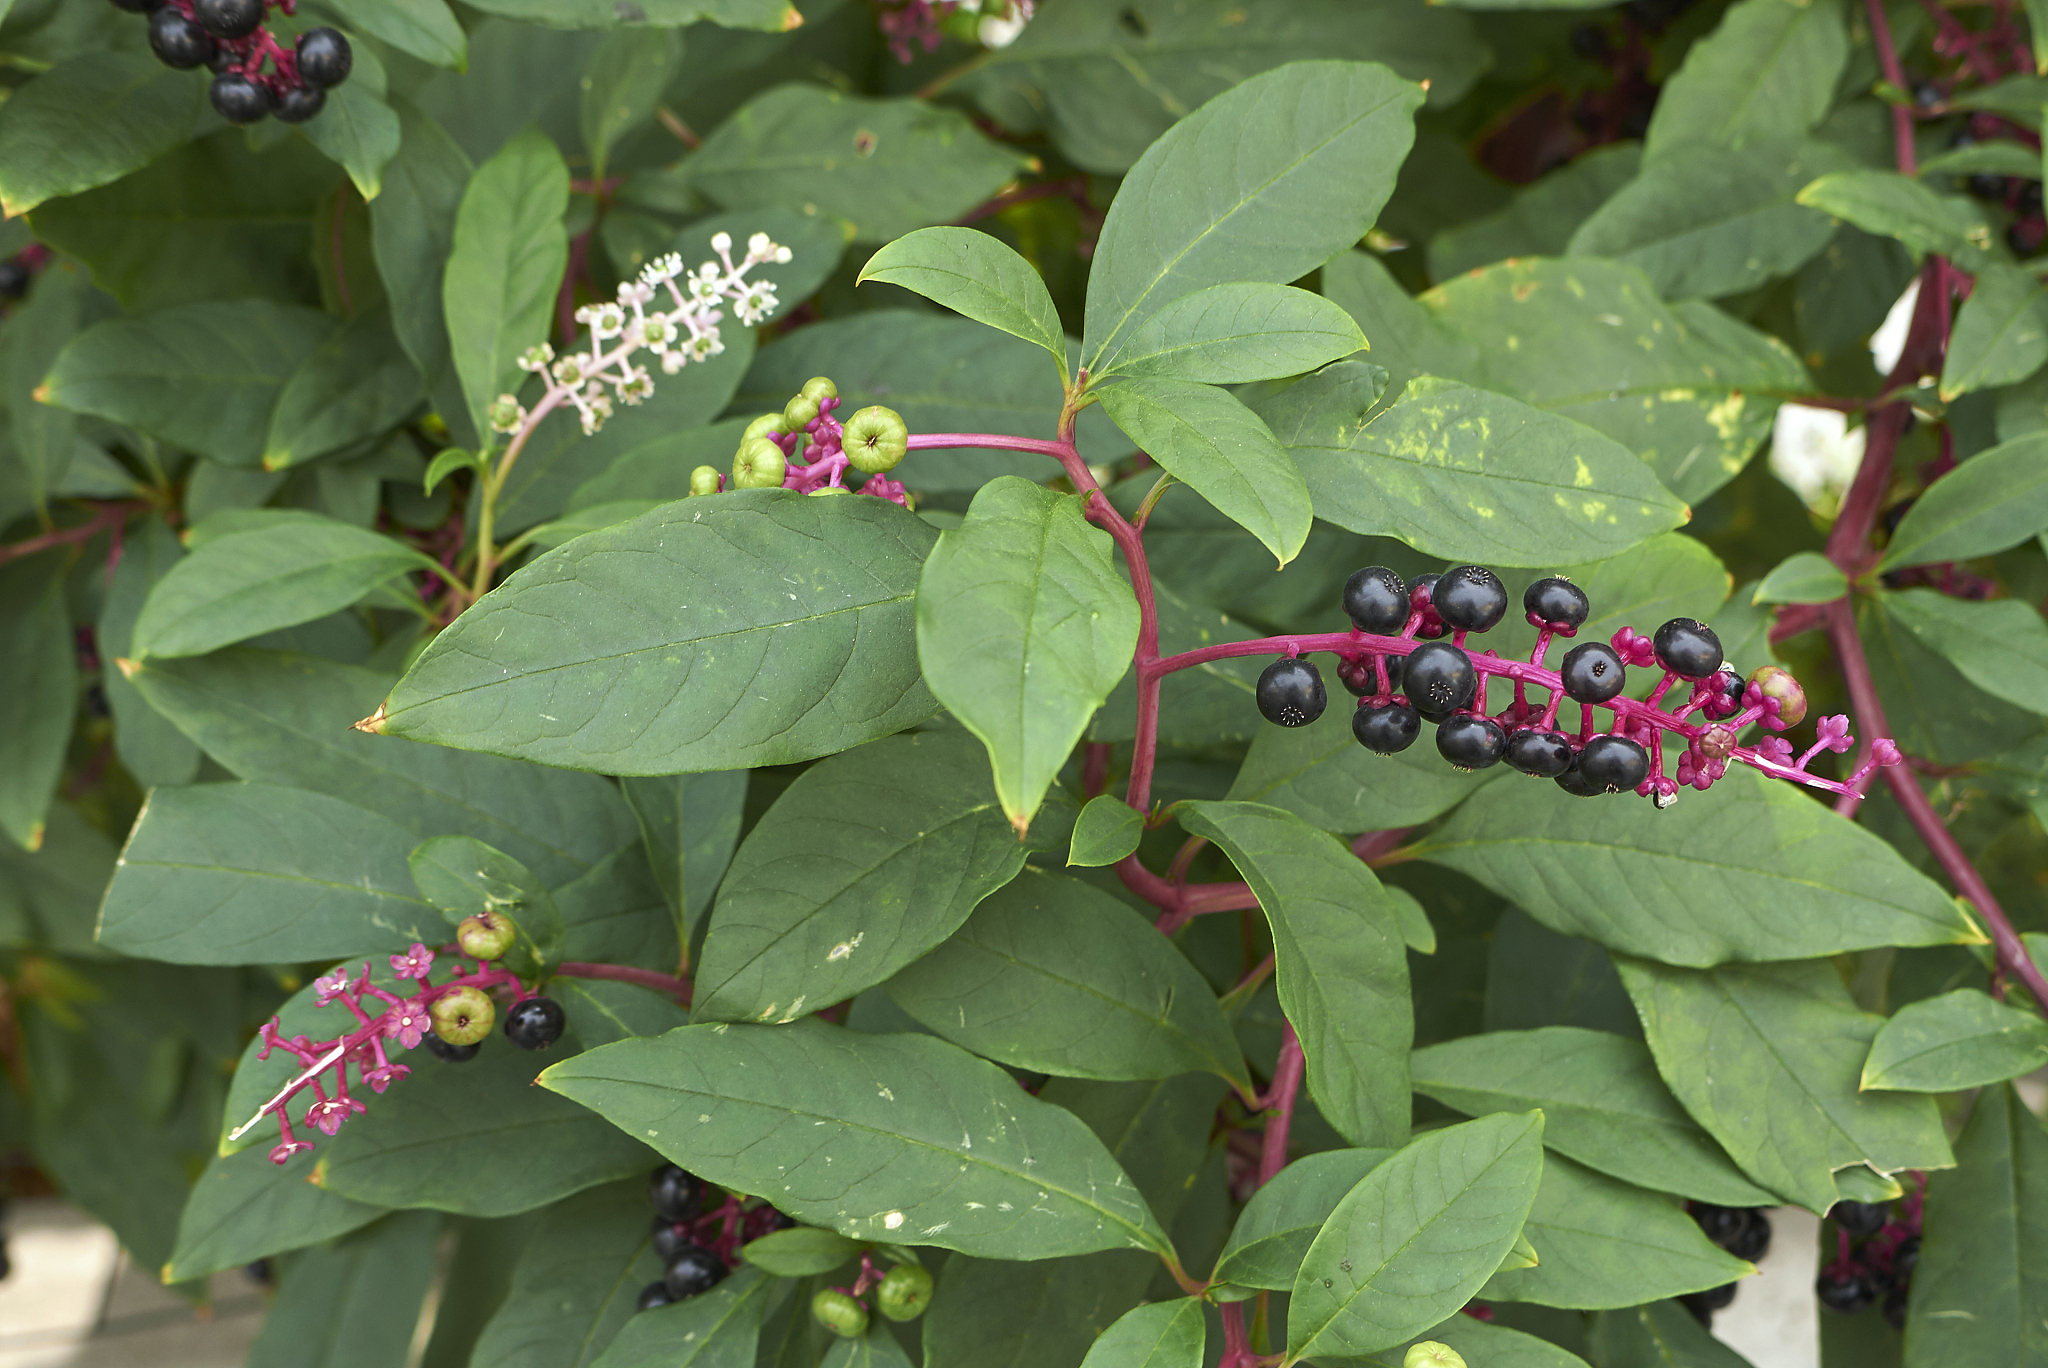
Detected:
[{"left": 1748, "top": 665, "right": 1809, "bottom": 728}]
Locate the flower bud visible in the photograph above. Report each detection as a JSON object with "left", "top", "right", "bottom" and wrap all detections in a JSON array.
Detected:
[
  {"left": 430, "top": 985, "right": 495, "bottom": 1046},
  {"left": 1748, "top": 665, "right": 1809, "bottom": 727},
  {"left": 842, "top": 405, "right": 909, "bottom": 474},
  {"left": 689, "top": 465, "right": 722, "bottom": 497},
  {"left": 457, "top": 910, "right": 517, "bottom": 960},
  {"left": 732, "top": 436, "right": 787, "bottom": 490}
]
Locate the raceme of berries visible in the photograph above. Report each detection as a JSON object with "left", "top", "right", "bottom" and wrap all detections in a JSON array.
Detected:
[
  {"left": 1243, "top": 564, "right": 1902, "bottom": 806},
  {"left": 1817, "top": 1190, "right": 1924, "bottom": 1331},
  {"left": 630, "top": 1163, "right": 798, "bottom": 1316},
  {"left": 803, "top": 1250, "right": 936, "bottom": 1336},
  {"left": 696, "top": 377, "right": 915, "bottom": 506},
  {"left": 124, "top": 0, "right": 352, "bottom": 126}
]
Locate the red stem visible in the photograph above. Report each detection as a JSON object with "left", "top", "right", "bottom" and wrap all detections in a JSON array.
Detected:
[
  {"left": 1257, "top": 1023, "right": 1304, "bottom": 1184},
  {"left": 556, "top": 961, "right": 692, "bottom": 1005},
  {"left": 1868, "top": 0, "right": 1920, "bottom": 174},
  {"left": 0, "top": 501, "right": 148, "bottom": 565}
]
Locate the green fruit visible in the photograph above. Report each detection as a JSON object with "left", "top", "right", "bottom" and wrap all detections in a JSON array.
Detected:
[
  {"left": 688, "top": 465, "right": 722, "bottom": 497},
  {"left": 1404, "top": 1345, "right": 1466, "bottom": 1368},
  {"left": 842, "top": 405, "right": 909, "bottom": 474},
  {"left": 812, "top": 1289, "right": 868, "bottom": 1338},
  {"left": 783, "top": 375, "right": 839, "bottom": 430},
  {"left": 430, "top": 986, "right": 495, "bottom": 1046},
  {"left": 1747, "top": 664, "right": 1808, "bottom": 727},
  {"left": 810, "top": 485, "right": 852, "bottom": 497},
  {"left": 732, "top": 437, "right": 787, "bottom": 490},
  {"left": 874, "top": 1262, "right": 933, "bottom": 1321},
  {"left": 742, "top": 412, "right": 788, "bottom": 442},
  {"left": 456, "top": 911, "right": 517, "bottom": 960}
]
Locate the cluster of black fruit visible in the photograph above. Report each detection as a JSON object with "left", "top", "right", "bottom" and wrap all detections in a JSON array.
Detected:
[
  {"left": 422, "top": 994, "right": 566, "bottom": 1062},
  {"left": 632, "top": 1165, "right": 794, "bottom": 1312},
  {"left": 1677, "top": 1204, "right": 1772, "bottom": 1326},
  {"left": 1816, "top": 1199, "right": 1919, "bottom": 1331},
  {"left": 1253, "top": 565, "right": 1733, "bottom": 799},
  {"left": 1950, "top": 117, "right": 2046, "bottom": 255},
  {"left": 114, "top": 0, "right": 352, "bottom": 125}
]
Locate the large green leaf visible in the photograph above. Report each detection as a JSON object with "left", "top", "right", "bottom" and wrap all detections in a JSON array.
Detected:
[
  {"left": 1431, "top": 144, "right": 1643, "bottom": 280},
  {"left": 262, "top": 304, "right": 422, "bottom": 469},
  {"left": 1940, "top": 262, "right": 2048, "bottom": 400},
  {"left": 917, "top": 477, "right": 1139, "bottom": 832},
  {"left": 1210, "top": 1148, "right": 1393, "bottom": 1294},
  {"left": 1860, "top": 989, "right": 2048, "bottom": 1092},
  {"left": 1586, "top": 1300, "right": 1752, "bottom": 1367},
  {"left": 370, "top": 100, "right": 474, "bottom": 446},
  {"left": 1880, "top": 432, "right": 2048, "bottom": 568},
  {"left": 0, "top": 54, "right": 203, "bottom": 216},
  {"left": 1288, "top": 1113, "right": 1546, "bottom": 1359},
  {"left": 374, "top": 492, "right": 940, "bottom": 773},
  {"left": 97, "top": 520, "right": 200, "bottom": 791},
  {"left": 301, "top": 81, "right": 405, "bottom": 202},
  {"left": 459, "top": 0, "right": 788, "bottom": 27},
  {"left": 1225, "top": 696, "right": 1498, "bottom": 834},
  {"left": 1411, "top": 765, "right": 1985, "bottom": 966},
  {"left": 2, "top": 265, "right": 90, "bottom": 519},
  {"left": 1642, "top": 0, "right": 1849, "bottom": 157},
  {"left": 244, "top": 1211, "right": 441, "bottom": 1368},
  {"left": 466, "top": 1180, "right": 661, "bottom": 1368},
  {"left": 579, "top": 30, "right": 681, "bottom": 181},
  {"left": 1796, "top": 171, "right": 1998, "bottom": 268},
  {"left": 590, "top": 1268, "right": 771, "bottom": 1368},
  {"left": 343, "top": 0, "right": 466, "bottom": 69},
  {"left": 1082, "top": 61, "right": 1422, "bottom": 370},
  {"left": 883, "top": 869, "right": 1249, "bottom": 1088},
  {"left": 1176, "top": 801, "right": 1411, "bottom": 1148},
  {"left": 1616, "top": 957, "right": 1955, "bottom": 1213},
  {"left": 541, "top": 1020, "right": 1174, "bottom": 1259},
  {"left": 1092, "top": 283, "right": 1365, "bottom": 384},
  {"left": 620, "top": 770, "right": 747, "bottom": 941},
  {"left": 856, "top": 228, "right": 1067, "bottom": 385},
  {"left": 97, "top": 782, "right": 436, "bottom": 964},
  {"left": 1882, "top": 589, "right": 2048, "bottom": 714},
  {"left": 1411, "top": 1028, "right": 1778, "bottom": 1207},
  {"left": 165, "top": 1147, "right": 386, "bottom": 1283},
  {"left": 0, "top": 557, "right": 75, "bottom": 852},
  {"left": 1077, "top": 1300, "right": 1205, "bottom": 1368},
  {"left": 1343, "top": 1318, "right": 1594, "bottom": 1368}
]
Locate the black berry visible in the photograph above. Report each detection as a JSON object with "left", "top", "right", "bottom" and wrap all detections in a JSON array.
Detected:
[
  {"left": 1353, "top": 700, "right": 1420, "bottom": 754},
  {"left": 1882, "top": 1287, "right": 1908, "bottom": 1331},
  {"left": 1255, "top": 657, "right": 1326, "bottom": 728},
  {"left": 1523, "top": 577, "right": 1589, "bottom": 630},
  {"left": 1701, "top": 666, "right": 1744, "bottom": 720},
  {"left": 209, "top": 73, "right": 273, "bottom": 124},
  {"left": 148, "top": 8, "right": 216, "bottom": 68},
  {"left": 651, "top": 1219, "right": 692, "bottom": 1263},
  {"left": 1678, "top": 1281, "right": 1737, "bottom": 1325},
  {"left": 0, "top": 261, "right": 27, "bottom": 302},
  {"left": 664, "top": 1245, "right": 728, "bottom": 1300},
  {"left": 424, "top": 1033, "right": 480, "bottom": 1063},
  {"left": 1505, "top": 728, "right": 1573, "bottom": 778},
  {"left": 1337, "top": 654, "right": 1403, "bottom": 697},
  {"left": 1402, "top": 641, "right": 1477, "bottom": 714},
  {"left": 1724, "top": 1210, "right": 1771, "bottom": 1262},
  {"left": 1432, "top": 566, "right": 1507, "bottom": 633},
  {"left": 1817, "top": 1267, "right": 1878, "bottom": 1314},
  {"left": 1343, "top": 566, "right": 1408, "bottom": 634},
  {"left": 504, "top": 996, "right": 566, "bottom": 1049},
  {"left": 1830, "top": 1201, "right": 1890, "bottom": 1239},
  {"left": 1890, "top": 1234, "right": 1920, "bottom": 1283},
  {"left": 295, "top": 27, "right": 352, "bottom": 87},
  {"left": 1578, "top": 734, "right": 1649, "bottom": 794},
  {"left": 110, "top": 0, "right": 166, "bottom": 12},
  {"left": 1691, "top": 1204, "right": 1750, "bottom": 1247},
  {"left": 1560, "top": 641, "right": 1626, "bottom": 704},
  {"left": 1436, "top": 713, "right": 1506, "bottom": 770},
  {"left": 273, "top": 85, "right": 325, "bottom": 124},
  {"left": 1653, "top": 618, "right": 1723, "bottom": 678},
  {"left": 638, "top": 1281, "right": 675, "bottom": 1311},
  {"left": 649, "top": 1164, "right": 703, "bottom": 1223},
  {"left": 193, "top": 0, "right": 262, "bottom": 38}
]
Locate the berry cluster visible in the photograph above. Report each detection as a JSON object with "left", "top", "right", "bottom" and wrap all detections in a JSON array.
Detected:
[
  {"left": 117, "top": 0, "right": 351, "bottom": 126},
  {"left": 230, "top": 911, "right": 567, "bottom": 1164},
  {"left": 699, "top": 376, "right": 912, "bottom": 505},
  {"left": 1950, "top": 115, "right": 2046, "bottom": 255},
  {"left": 635, "top": 1164, "right": 754, "bottom": 1311},
  {"left": 1249, "top": 565, "right": 1903, "bottom": 805},
  {"left": 810, "top": 1252, "right": 933, "bottom": 1338},
  {"left": 1816, "top": 1195, "right": 1921, "bottom": 1330},
  {"left": 1677, "top": 1204, "right": 1772, "bottom": 1326}
]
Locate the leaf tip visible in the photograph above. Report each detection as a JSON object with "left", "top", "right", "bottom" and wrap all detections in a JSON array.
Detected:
[
  {"left": 261, "top": 452, "right": 288, "bottom": 472},
  {"left": 158, "top": 1262, "right": 178, "bottom": 1286},
  {"left": 24, "top": 822, "right": 42, "bottom": 853},
  {"left": 352, "top": 702, "right": 390, "bottom": 735},
  {"left": 780, "top": 2, "right": 803, "bottom": 28},
  {"left": 1010, "top": 811, "right": 1031, "bottom": 841},
  {"left": 30, "top": 381, "right": 52, "bottom": 406}
]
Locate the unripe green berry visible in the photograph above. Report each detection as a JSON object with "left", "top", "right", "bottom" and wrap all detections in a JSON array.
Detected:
[
  {"left": 874, "top": 1262, "right": 933, "bottom": 1321},
  {"left": 457, "top": 910, "right": 517, "bottom": 960},
  {"left": 812, "top": 1289, "right": 868, "bottom": 1338},
  {"left": 1747, "top": 664, "right": 1808, "bottom": 727},
  {"left": 842, "top": 405, "right": 909, "bottom": 474},
  {"left": 732, "top": 437, "right": 787, "bottom": 490},
  {"left": 783, "top": 376, "right": 839, "bottom": 431},
  {"left": 800, "top": 376, "right": 838, "bottom": 404},
  {"left": 430, "top": 985, "right": 495, "bottom": 1046},
  {"left": 689, "top": 465, "right": 722, "bottom": 497},
  {"left": 1404, "top": 1344, "right": 1466, "bottom": 1368},
  {"left": 742, "top": 412, "right": 789, "bottom": 442},
  {"left": 810, "top": 485, "right": 852, "bottom": 497}
]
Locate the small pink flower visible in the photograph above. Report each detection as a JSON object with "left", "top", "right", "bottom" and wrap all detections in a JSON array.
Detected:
[
  {"left": 314, "top": 968, "right": 352, "bottom": 1003},
  {"left": 382, "top": 996, "right": 432, "bottom": 1050},
  {"left": 391, "top": 943, "right": 436, "bottom": 980},
  {"left": 269, "top": 1138, "right": 315, "bottom": 1164},
  {"left": 362, "top": 1061, "right": 410, "bottom": 1094},
  {"left": 1815, "top": 714, "right": 1854, "bottom": 753},
  {"left": 1756, "top": 737, "right": 1795, "bottom": 766},
  {"left": 1873, "top": 738, "right": 1903, "bottom": 766},
  {"left": 306, "top": 1094, "right": 366, "bottom": 1137}
]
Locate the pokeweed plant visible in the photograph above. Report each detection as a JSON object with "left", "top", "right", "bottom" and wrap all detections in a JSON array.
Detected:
[{"left": 1, "top": 1, "right": 2047, "bottom": 1367}]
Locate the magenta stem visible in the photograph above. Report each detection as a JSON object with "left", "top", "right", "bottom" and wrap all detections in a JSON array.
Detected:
[{"left": 558, "top": 961, "right": 692, "bottom": 1004}]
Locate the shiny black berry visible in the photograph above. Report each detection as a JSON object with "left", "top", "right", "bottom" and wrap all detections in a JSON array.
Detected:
[
  {"left": 1256, "top": 657, "right": 1326, "bottom": 727},
  {"left": 1353, "top": 700, "right": 1421, "bottom": 754},
  {"left": 1343, "top": 566, "right": 1408, "bottom": 634},
  {"left": 209, "top": 73, "right": 273, "bottom": 124},
  {"left": 296, "top": 27, "right": 352, "bottom": 87},
  {"left": 1817, "top": 1268, "right": 1878, "bottom": 1313},
  {"left": 1882, "top": 1287, "right": 1908, "bottom": 1330},
  {"left": 1337, "top": 654, "right": 1403, "bottom": 697},
  {"left": 1523, "top": 577, "right": 1590, "bottom": 630},
  {"left": 0, "top": 261, "right": 27, "bottom": 302},
  {"left": 1831, "top": 1201, "right": 1890, "bottom": 1239},
  {"left": 1579, "top": 734, "right": 1649, "bottom": 794},
  {"left": 1560, "top": 641, "right": 1626, "bottom": 704},
  {"left": 1554, "top": 754, "right": 1601, "bottom": 797},
  {"left": 651, "top": 1219, "right": 692, "bottom": 1263},
  {"left": 664, "top": 1245, "right": 729, "bottom": 1300},
  {"left": 1505, "top": 728, "right": 1573, "bottom": 777},
  {"left": 1436, "top": 713, "right": 1507, "bottom": 770},
  {"left": 638, "top": 1280, "right": 675, "bottom": 1311},
  {"left": 1432, "top": 566, "right": 1507, "bottom": 633},
  {"left": 1691, "top": 1204, "right": 1750, "bottom": 1247},
  {"left": 1403, "top": 641, "right": 1477, "bottom": 714},
  {"left": 1724, "top": 1210, "right": 1771, "bottom": 1262},
  {"left": 193, "top": 0, "right": 262, "bottom": 37},
  {"left": 424, "top": 1033, "right": 480, "bottom": 1063},
  {"left": 1890, "top": 1234, "right": 1920, "bottom": 1283},
  {"left": 149, "top": 8, "right": 217, "bottom": 68},
  {"left": 1678, "top": 1281, "right": 1737, "bottom": 1325},
  {"left": 273, "top": 84, "right": 325, "bottom": 123},
  {"left": 1653, "top": 618, "right": 1723, "bottom": 678},
  {"left": 504, "top": 996, "right": 566, "bottom": 1049},
  {"left": 649, "top": 1164, "right": 703, "bottom": 1223}
]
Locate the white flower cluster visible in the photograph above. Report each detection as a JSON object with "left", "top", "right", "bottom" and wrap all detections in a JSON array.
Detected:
[{"left": 493, "top": 231, "right": 792, "bottom": 438}]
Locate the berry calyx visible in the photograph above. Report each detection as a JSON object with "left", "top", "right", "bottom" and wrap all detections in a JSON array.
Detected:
[
  {"left": 1436, "top": 713, "right": 1506, "bottom": 770},
  {"left": 1505, "top": 728, "right": 1573, "bottom": 777},
  {"left": 1579, "top": 734, "right": 1650, "bottom": 793},
  {"left": 1653, "top": 617, "right": 1723, "bottom": 678},
  {"left": 1342, "top": 566, "right": 1408, "bottom": 634},
  {"left": 1523, "top": 576, "right": 1589, "bottom": 631},
  {"left": 637, "top": 1281, "right": 675, "bottom": 1311},
  {"left": 813, "top": 1289, "right": 869, "bottom": 1337},
  {"left": 1432, "top": 565, "right": 1507, "bottom": 633},
  {"left": 1830, "top": 1200, "right": 1889, "bottom": 1238},
  {"left": 1337, "top": 654, "right": 1402, "bottom": 697},
  {"left": 1701, "top": 666, "right": 1744, "bottom": 720},
  {"left": 456, "top": 910, "right": 517, "bottom": 961},
  {"left": 842, "top": 405, "right": 909, "bottom": 474},
  {"left": 875, "top": 1262, "right": 934, "bottom": 1321},
  {"left": 649, "top": 1164, "right": 704, "bottom": 1223},
  {"left": 210, "top": 73, "right": 273, "bottom": 124},
  {"left": 732, "top": 436, "right": 787, "bottom": 490},
  {"left": 148, "top": 9, "right": 216, "bottom": 68},
  {"left": 273, "top": 86, "right": 326, "bottom": 124},
  {"left": 504, "top": 996, "right": 566, "bottom": 1050},
  {"left": 1402, "top": 641, "right": 1477, "bottom": 714},
  {"left": 1560, "top": 641, "right": 1626, "bottom": 704},
  {"left": 1256, "top": 657, "right": 1326, "bottom": 728},
  {"left": 1748, "top": 665, "right": 1809, "bottom": 726},
  {"left": 429, "top": 985, "right": 495, "bottom": 1046},
  {"left": 424, "top": 1033, "right": 480, "bottom": 1063},
  {"left": 664, "top": 1245, "right": 728, "bottom": 1300},
  {"left": 688, "top": 465, "right": 722, "bottom": 497},
  {"left": 1354, "top": 700, "right": 1421, "bottom": 754},
  {"left": 295, "top": 27, "right": 353, "bottom": 87},
  {"left": 1816, "top": 1268, "right": 1877, "bottom": 1313},
  {"left": 193, "top": 0, "right": 262, "bottom": 38}
]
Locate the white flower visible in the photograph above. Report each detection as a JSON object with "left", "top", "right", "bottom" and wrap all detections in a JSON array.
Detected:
[
  {"left": 519, "top": 342, "right": 555, "bottom": 371},
  {"left": 689, "top": 330, "right": 723, "bottom": 361},
  {"left": 661, "top": 350, "right": 689, "bottom": 374},
  {"left": 577, "top": 387, "right": 614, "bottom": 434},
  {"left": 710, "top": 231, "right": 732, "bottom": 255},
  {"left": 551, "top": 356, "right": 585, "bottom": 387},
  {"left": 1770, "top": 403, "right": 1867, "bottom": 513},
  {"left": 617, "top": 280, "right": 655, "bottom": 308},
  {"left": 488, "top": 394, "right": 526, "bottom": 433},
  {"left": 616, "top": 367, "right": 654, "bottom": 404},
  {"left": 642, "top": 315, "right": 680, "bottom": 351},
  {"left": 980, "top": 11, "right": 1027, "bottom": 46},
  {"left": 641, "top": 253, "right": 684, "bottom": 284},
  {"left": 1870, "top": 278, "right": 1919, "bottom": 376}
]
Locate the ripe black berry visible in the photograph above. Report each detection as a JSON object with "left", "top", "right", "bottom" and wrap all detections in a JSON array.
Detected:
[
  {"left": 1255, "top": 657, "right": 1326, "bottom": 727},
  {"left": 1402, "top": 641, "right": 1477, "bottom": 714},
  {"left": 1882, "top": 1287, "right": 1907, "bottom": 1330},
  {"left": 1691, "top": 1204, "right": 1749, "bottom": 1247},
  {"left": 1678, "top": 1281, "right": 1737, "bottom": 1325},
  {"left": 1816, "top": 1267, "right": 1877, "bottom": 1313},
  {"left": 1343, "top": 566, "right": 1408, "bottom": 634},
  {"left": 1578, "top": 734, "right": 1649, "bottom": 794},
  {"left": 504, "top": 996, "right": 566, "bottom": 1049},
  {"left": 1830, "top": 1201, "right": 1890, "bottom": 1239},
  {"left": 638, "top": 1281, "right": 675, "bottom": 1311},
  {"left": 1560, "top": 642, "right": 1626, "bottom": 704},
  {"left": 1554, "top": 755, "right": 1600, "bottom": 797},
  {"left": 110, "top": 0, "right": 166, "bottom": 12},
  {"left": 1890, "top": 1234, "right": 1920, "bottom": 1282},
  {"left": 1436, "top": 713, "right": 1506, "bottom": 770},
  {"left": 148, "top": 8, "right": 216, "bottom": 68},
  {"left": 649, "top": 1164, "right": 703, "bottom": 1223},
  {"left": 0, "top": 261, "right": 27, "bottom": 302},
  {"left": 664, "top": 1245, "right": 728, "bottom": 1300},
  {"left": 1432, "top": 566, "right": 1507, "bottom": 633},
  {"left": 210, "top": 73, "right": 273, "bottom": 124},
  {"left": 193, "top": 0, "right": 262, "bottom": 37},
  {"left": 273, "top": 85, "right": 326, "bottom": 124},
  {"left": 1337, "top": 654, "right": 1403, "bottom": 697},
  {"left": 1523, "top": 577, "right": 1589, "bottom": 630},
  {"left": 651, "top": 1219, "right": 692, "bottom": 1262},
  {"left": 1724, "top": 1210, "right": 1771, "bottom": 1262},
  {"left": 424, "top": 1033, "right": 480, "bottom": 1063},
  {"left": 1353, "top": 700, "right": 1420, "bottom": 754},
  {"left": 1653, "top": 618, "right": 1723, "bottom": 678},
  {"left": 1504, "top": 728, "right": 1573, "bottom": 778},
  {"left": 295, "top": 28, "right": 352, "bottom": 87}
]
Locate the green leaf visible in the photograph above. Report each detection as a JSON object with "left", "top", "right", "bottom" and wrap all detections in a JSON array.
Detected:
[
  {"left": 1941, "top": 262, "right": 2048, "bottom": 400},
  {"left": 1411, "top": 765, "right": 1985, "bottom": 966},
  {"left": 541, "top": 1020, "right": 1173, "bottom": 1259},
  {"left": 460, "top": 0, "right": 789, "bottom": 27},
  {"left": 1615, "top": 957, "right": 1955, "bottom": 1213},
  {"left": 692, "top": 730, "right": 1026, "bottom": 1024},
  {"left": 1431, "top": 143, "right": 1643, "bottom": 280},
  {"left": 1082, "top": 60, "right": 1422, "bottom": 371},
  {"left": 1210, "top": 1147, "right": 1393, "bottom": 1295},
  {"left": 0, "top": 54, "right": 203, "bottom": 217},
  {"left": 377, "top": 492, "right": 940, "bottom": 773},
  {"left": 97, "top": 520, "right": 200, "bottom": 790},
  {"left": 1752, "top": 550, "right": 1847, "bottom": 604},
  {"left": 372, "top": 100, "right": 475, "bottom": 447},
  {"left": 1287, "top": 1113, "right": 1547, "bottom": 1359},
  {"left": 1068, "top": 795, "right": 1145, "bottom": 868},
  {"left": 1258, "top": 370, "right": 1687, "bottom": 566},
  {"left": 165, "top": 1146, "right": 385, "bottom": 1283},
  {"left": 2, "top": 265, "right": 91, "bottom": 520},
  {"left": 620, "top": 770, "right": 746, "bottom": 942},
  {"left": 40, "top": 301, "right": 335, "bottom": 467},
  {"left": 580, "top": 30, "right": 681, "bottom": 181},
  {"left": 1642, "top": 0, "right": 1849, "bottom": 157},
  {"left": 0, "top": 557, "right": 75, "bottom": 851},
  {"left": 1096, "top": 378, "right": 1311, "bottom": 568},
  {"left": 1917, "top": 140, "right": 2045, "bottom": 180},
  {"left": 1345, "top": 1319, "right": 1595, "bottom": 1368},
  {"left": 263, "top": 304, "right": 420, "bottom": 470},
  {"left": 466, "top": 1180, "right": 661, "bottom": 1368},
  {"left": 1860, "top": 988, "right": 2048, "bottom": 1092},
  {"left": 1903, "top": 1084, "right": 2048, "bottom": 1365},
  {"left": 1797, "top": 171, "right": 1998, "bottom": 267},
  {"left": 340, "top": 0, "right": 467, "bottom": 69},
  {"left": 1078, "top": 1299, "right": 1205, "bottom": 1368},
  {"left": 1478, "top": 1156, "right": 1752, "bottom": 1309},
  {"left": 740, "top": 1227, "right": 865, "bottom": 1276},
  {"left": 1883, "top": 588, "right": 2048, "bottom": 713},
  {"left": 1880, "top": 432, "right": 2048, "bottom": 568},
  {"left": 409, "top": 834, "right": 567, "bottom": 973},
  {"left": 1411, "top": 1028, "right": 1779, "bottom": 1207},
  {"left": 917, "top": 477, "right": 1139, "bottom": 832},
  {"left": 882, "top": 868, "right": 1249, "bottom": 1088},
  {"left": 244, "top": 1211, "right": 441, "bottom": 1368},
  {"left": 1587, "top": 1300, "right": 1753, "bottom": 1367},
  {"left": 97, "top": 782, "right": 436, "bottom": 964},
  {"left": 590, "top": 1267, "right": 771, "bottom": 1368},
  {"left": 688, "top": 86, "right": 1031, "bottom": 243},
  {"left": 857, "top": 228, "right": 1067, "bottom": 384},
  {"left": 1226, "top": 694, "right": 1498, "bottom": 834},
  {"left": 1176, "top": 800, "right": 1411, "bottom": 1148},
  {"left": 444, "top": 126, "right": 569, "bottom": 445},
  {"left": 821, "top": 1326, "right": 914, "bottom": 1368},
  {"left": 301, "top": 82, "right": 405, "bottom": 201},
  {"left": 1093, "top": 283, "right": 1366, "bottom": 384}
]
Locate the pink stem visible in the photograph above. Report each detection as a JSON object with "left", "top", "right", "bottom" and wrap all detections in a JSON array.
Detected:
[
  {"left": 1868, "top": 0, "right": 1920, "bottom": 173},
  {"left": 557, "top": 961, "right": 692, "bottom": 1004}
]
